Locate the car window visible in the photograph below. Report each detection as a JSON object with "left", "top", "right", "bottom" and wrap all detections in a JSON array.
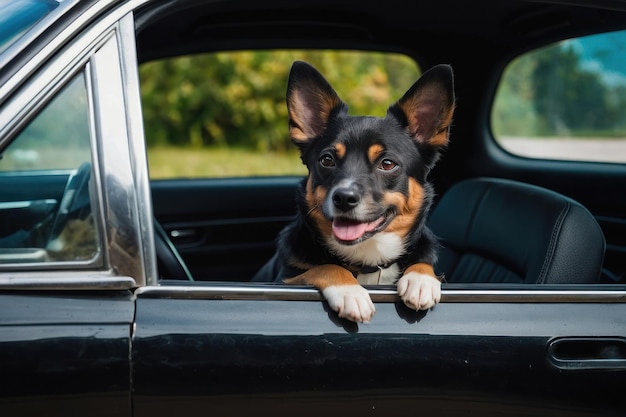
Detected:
[
  {"left": 139, "top": 50, "right": 420, "bottom": 178},
  {"left": 0, "top": 71, "right": 99, "bottom": 265},
  {"left": 0, "top": 74, "right": 91, "bottom": 172},
  {"left": 492, "top": 30, "right": 626, "bottom": 163}
]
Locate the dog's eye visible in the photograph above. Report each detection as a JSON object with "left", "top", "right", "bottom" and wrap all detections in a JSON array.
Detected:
[
  {"left": 378, "top": 159, "right": 398, "bottom": 171},
  {"left": 319, "top": 154, "right": 336, "bottom": 168}
]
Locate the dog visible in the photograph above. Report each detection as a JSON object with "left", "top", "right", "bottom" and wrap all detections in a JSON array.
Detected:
[{"left": 253, "top": 61, "right": 455, "bottom": 323}]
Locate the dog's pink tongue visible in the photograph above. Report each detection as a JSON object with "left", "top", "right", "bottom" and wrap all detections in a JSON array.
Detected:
[{"left": 332, "top": 217, "right": 382, "bottom": 242}]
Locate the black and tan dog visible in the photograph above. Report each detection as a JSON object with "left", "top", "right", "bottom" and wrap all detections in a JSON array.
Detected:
[{"left": 253, "top": 61, "right": 455, "bottom": 323}]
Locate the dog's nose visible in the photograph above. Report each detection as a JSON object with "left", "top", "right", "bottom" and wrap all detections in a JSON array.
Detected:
[{"left": 332, "top": 187, "right": 361, "bottom": 211}]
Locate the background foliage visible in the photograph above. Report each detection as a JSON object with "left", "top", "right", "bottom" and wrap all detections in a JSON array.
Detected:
[
  {"left": 492, "top": 38, "right": 626, "bottom": 137},
  {"left": 140, "top": 50, "right": 419, "bottom": 152}
]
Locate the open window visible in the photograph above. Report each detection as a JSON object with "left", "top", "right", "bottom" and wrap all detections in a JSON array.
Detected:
[{"left": 140, "top": 50, "right": 421, "bottom": 179}]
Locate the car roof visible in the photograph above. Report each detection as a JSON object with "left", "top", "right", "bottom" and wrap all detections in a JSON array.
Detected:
[
  {"left": 134, "top": 0, "right": 626, "bottom": 64},
  {"left": 3, "top": 1, "right": 626, "bottom": 73}
]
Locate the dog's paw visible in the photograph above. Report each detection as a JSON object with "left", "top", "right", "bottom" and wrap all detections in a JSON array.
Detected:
[
  {"left": 397, "top": 272, "right": 441, "bottom": 311},
  {"left": 322, "top": 285, "right": 376, "bottom": 323}
]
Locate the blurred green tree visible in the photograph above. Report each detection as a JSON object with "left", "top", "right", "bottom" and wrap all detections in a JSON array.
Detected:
[
  {"left": 532, "top": 44, "right": 613, "bottom": 135},
  {"left": 139, "top": 50, "right": 419, "bottom": 151},
  {"left": 493, "top": 36, "right": 626, "bottom": 138}
]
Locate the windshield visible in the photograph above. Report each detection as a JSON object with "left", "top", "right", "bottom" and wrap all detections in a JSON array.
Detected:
[{"left": 0, "top": 0, "right": 60, "bottom": 55}]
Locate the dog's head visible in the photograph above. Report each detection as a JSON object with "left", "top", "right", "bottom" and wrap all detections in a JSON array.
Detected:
[{"left": 287, "top": 61, "right": 455, "bottom": 256}]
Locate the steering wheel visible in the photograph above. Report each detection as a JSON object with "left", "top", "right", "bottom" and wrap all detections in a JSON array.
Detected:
[{"left": 47, "top": 162, "right": 92, "bottom": 245}]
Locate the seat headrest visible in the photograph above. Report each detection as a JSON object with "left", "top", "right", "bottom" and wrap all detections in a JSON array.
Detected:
[{"left": 428, "top": 177, "right": 605, "bottom": 284}]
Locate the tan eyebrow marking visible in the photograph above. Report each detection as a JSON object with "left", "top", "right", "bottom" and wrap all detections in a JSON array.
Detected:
[
  {"left": 368, "top": 144, "right": 384, "bottom": 163},
  {"left": 334, "top": 142, "right": 346, "bottom": 159}
]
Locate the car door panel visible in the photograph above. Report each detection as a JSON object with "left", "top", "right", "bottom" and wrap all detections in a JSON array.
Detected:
[
  {"left": 132, "top": 285, "right": 626, "bottom": 417},
  {"left": 151, "top": 177, "right": 300, "bottom": 281},
  {"left": 0, "top": 173, "right": 68, "bottom": 202},
  {"left": 0, "top": 291, "right": 134, "bottom": 417},
  {"left": 595, "top": 216, "right": 626, "bottom": 283},
  {"left": 0, "top": 173, "right": 68, "bottom": 239}
]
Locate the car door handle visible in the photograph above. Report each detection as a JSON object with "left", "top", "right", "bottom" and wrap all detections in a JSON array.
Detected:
[
  {"left": 168, "top": 228, "right": 203, "bottom": 246},
  {"left": 549, "top": 337, "right": 626, "bottom": 370}
]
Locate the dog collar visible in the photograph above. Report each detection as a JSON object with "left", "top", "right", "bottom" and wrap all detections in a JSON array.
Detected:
[
  {"left": 350, "top": 262, "right": 396, "bottom": 285},
  {"left": 342, "top": 261, "right": 394, "bottom": 281},
  {"left": 351, "top": 262, "right": 394, "bottom": 275},
  {"left": 359, "top": 264, "right": 384, "bottom": 274}
]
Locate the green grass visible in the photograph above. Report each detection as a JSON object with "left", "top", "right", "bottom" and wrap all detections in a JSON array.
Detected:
[{"left": 147, "top": 146, "right": 307, "bottom": 179}]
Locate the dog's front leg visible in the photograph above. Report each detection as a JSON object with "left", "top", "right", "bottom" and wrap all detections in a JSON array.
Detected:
[
  {"left": 397, "top": 263, "right": 441, "bottom": 311},
  {"left": 284, "top": 265, "right": 376, "bottom": 323}
]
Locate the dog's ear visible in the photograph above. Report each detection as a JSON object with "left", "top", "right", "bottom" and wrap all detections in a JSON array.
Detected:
[
  {"left": 388, "top": 64, "right": 455, "bottom": 150},
  {"left": 287, "top": 61, "right": 347, "bottom": 145}
]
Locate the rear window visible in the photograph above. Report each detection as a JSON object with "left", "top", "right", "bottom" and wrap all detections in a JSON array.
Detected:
[
  {"left": 139, "top": 50, "right": 420, "bottom": 178},
  {"left": 492, "top": 30, "right": 626, "bottom": 163}
]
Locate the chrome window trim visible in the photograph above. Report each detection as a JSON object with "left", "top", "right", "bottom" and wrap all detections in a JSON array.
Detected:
[
  {"left": 117, "top": 13, "right": 157, "bottom": 286},
  {"left": 0, "top": 272, "right": 136, "bottom": 290},
  {"left": 85, "top": 58, "right": 108, "bottom": 271},
  {"left": 136, "top": 285, "right": 626, "bottom": 303},
  {"left": 90, "top": 27, "right": 146, "bottom": 285}
]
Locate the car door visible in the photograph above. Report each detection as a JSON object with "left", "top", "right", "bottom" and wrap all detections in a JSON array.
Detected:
[
  {"left": 0, "top": 8, "right": 150, "bottom": 416},
  {"left": 132, "top": 284, "right": 626, "bottom": 416}
]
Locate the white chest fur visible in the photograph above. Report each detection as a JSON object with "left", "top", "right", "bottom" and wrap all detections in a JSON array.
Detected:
[{"left": 327, "top": 232, "right": 405, "bottom": 283}]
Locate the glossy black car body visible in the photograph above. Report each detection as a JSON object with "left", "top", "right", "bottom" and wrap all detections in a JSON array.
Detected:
[{"left": 1, "top": 1, "right": 625, "bottom": 416}]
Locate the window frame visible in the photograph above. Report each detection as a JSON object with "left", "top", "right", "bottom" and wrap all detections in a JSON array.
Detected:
[{"left": 0, "top": 12, "right": 153, "bottom": 289}]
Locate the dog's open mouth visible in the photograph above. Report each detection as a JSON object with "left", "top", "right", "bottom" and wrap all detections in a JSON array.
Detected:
[{"left": 332, "top": 212, "right": 393, "bottom": 244}]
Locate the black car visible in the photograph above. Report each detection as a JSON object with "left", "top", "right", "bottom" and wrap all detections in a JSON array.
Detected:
[{"left": 1, "top": 0, "right": 625, "bottom": 416}]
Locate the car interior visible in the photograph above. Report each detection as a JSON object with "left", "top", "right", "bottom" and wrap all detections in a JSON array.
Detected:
[{"left": 129, "top": 1, "right": 626, "bottom": 289}]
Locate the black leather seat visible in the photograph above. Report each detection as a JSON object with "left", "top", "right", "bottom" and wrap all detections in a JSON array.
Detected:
[{"left": 428, "top": 177, "right": 605, "bottom": 284}]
